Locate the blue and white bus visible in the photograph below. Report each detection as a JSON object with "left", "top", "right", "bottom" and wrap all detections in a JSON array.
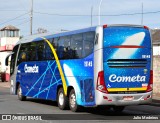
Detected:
[{"left": 6, "top": 24, "right": 153, "bottom": 112}]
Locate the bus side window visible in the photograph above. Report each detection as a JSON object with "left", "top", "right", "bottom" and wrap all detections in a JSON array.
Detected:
[
  {"left": 63, "top": 36, "right": 71, "bottom": 59},
  {"left": 37, "top": 41, "right": 45, "bottom": 61},
  {"left": 71, "top": 33, "right": 83, "bottom": 59},
  {"left": 28, "top": 42, "right": 37, "bottom": 61},
  {"left": 50, "top": 38, "right": 58, "bottom": 51},
  {"left": 17, "top": 44, "right": 28, "bottom": 65},
  {"left": 57, "top": 36, "right": 70, "bottom": 60},
  {"left": 83, "top": 32, "right": 95, "bottom": 57},
  {"left": 45, "top": 41, "right": 54, "bottom": 60}
]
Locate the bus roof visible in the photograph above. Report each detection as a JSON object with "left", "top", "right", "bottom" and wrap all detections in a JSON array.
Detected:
[
  {"left": 16, "top": 24, "right": 150, "bottom": 45},
  {"left": 16, "top": 26, "right": 96, "bottom": 45}
]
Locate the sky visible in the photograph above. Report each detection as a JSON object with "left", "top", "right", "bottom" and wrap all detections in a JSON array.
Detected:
[{"left": 0, "top": 0, "right": 160, "bottom": 36}]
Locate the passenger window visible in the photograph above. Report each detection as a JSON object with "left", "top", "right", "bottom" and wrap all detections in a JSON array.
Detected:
[
  {"left": 83, "top": 32, "right": 95, "bottom": 57},
  {"left": 37, "top": 41, "right": 45, "bottom": 61},
  {"left": 46, "top": 32, "right": 95, "bottom": 60},
  {"left": 45, "top": 42, "right": 54, "bottom": 60},
  {"left": 71, "top": 34, "right": 83, "bottom": 59},
  {"left": 50, "top": 38, "right": 58, "bottom": 51},
  {"left": 28, "top": 42, "right": 37, "bottom": 61},
  {"left": 57, "top": 36, "right": 71, "bottom": 59},
  {"left": 17, "top": 43, "right": 29, "bottom": 65}
]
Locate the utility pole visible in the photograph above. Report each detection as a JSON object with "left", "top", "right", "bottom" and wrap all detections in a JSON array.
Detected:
[
  {"left": 141, "top": 2, "right": 143, "bottom": 25},
  {"left": 98, "top": 0, "right": 103, "bottom": 25},
  {"left": 30, "top": 0, "right": 33, "bottom": 35}
]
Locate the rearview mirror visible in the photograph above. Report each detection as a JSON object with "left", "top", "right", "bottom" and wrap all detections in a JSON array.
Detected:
[{"left": 5, "top": 53, "right": 13, "bottom": 66}]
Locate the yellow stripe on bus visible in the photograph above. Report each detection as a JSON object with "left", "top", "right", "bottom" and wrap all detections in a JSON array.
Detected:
[
  {"left": 41, "top": 37, "right": 67, "bottom": 96},
  {"left": 107, "top": 87, "right": 147, "bottom": 92}
]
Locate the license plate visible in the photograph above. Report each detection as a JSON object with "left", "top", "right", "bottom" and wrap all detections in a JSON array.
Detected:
[{"left": 123, "top": 96, "right": 134, "bottom": 101}]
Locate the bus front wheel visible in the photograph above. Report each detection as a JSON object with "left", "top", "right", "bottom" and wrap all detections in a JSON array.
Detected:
[
  {"left": 17, "top": 85, "right": 26, "bottom": 101},
  {"left": 69, "top": 89, "right": 80, "bottom": 112},
  {"left": 57, "top": 88, "right": 69, "bottom": 110}
]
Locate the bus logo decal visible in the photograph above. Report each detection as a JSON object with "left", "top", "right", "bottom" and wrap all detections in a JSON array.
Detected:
[
  {"left": 24, "top": 64, "right": 39, "bottom": 73},
  {"left": 109, "top": 74, "right": 146, "bottom": 82}
]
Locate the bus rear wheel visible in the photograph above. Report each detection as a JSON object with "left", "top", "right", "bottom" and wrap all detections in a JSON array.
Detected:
[
  {"left": 17, "top": 85, "right": 26, "bottom": 101},
  {"left": 57, "top": 88, "right": 69, "bottom": 110},
  {"left": 69, "top": 89, "right": 80, "bottom": 112}
]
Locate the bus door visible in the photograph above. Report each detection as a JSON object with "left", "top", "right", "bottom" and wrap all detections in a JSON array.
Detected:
[{"left": 8, "top": 45, "right": 20, "bottom": 94}]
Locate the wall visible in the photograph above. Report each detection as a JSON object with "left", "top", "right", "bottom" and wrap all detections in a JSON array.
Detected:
[
  {"left": 0, "top": 52, "right": 11, "bottom": 72},
  {"left": 153, "top": 55, "right": 160, "bottom": 94},
  {"left": 0, "top": 37, "right": 19, "bottom": 51},
  {"left": 153, "top": 46, "right": 160, "bottom": 55}
]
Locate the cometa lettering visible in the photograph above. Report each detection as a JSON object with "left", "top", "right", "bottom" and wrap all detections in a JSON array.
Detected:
[
  {"left": 24, "top": 64, "right": 39, "bottom": 73},
  {"left": 109, "top": 74, "right": 146, "bottom": 82}
]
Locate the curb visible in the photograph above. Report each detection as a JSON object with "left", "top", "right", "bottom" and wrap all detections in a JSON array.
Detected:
[
  {"left": 152, "top": 99, "right": 160, "bottom": 103},
  {"left": 151, "top": 99, "right": 160, "bottom": 107}
]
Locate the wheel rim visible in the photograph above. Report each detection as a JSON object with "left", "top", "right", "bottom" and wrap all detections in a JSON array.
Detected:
[
  {"left": 70, "top": 93, "right": 76, "bottom": 108},
  {"left": 59, "top": 92, "right": 64, "bottom": 106}
]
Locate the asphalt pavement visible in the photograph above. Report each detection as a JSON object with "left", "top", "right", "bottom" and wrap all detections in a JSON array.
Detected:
[
  {"left": 0, "top": 81, "right": 160, "bottom": 123},
  {"left": 0, "top": 81, "right": 160, "bottom": 103}
]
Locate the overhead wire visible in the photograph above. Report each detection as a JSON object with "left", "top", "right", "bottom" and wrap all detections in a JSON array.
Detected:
[
  {"left": 0, "top": 12, "right": 30, "bottom": 25},
  {"left": 33, "top": 10, "right": 160, "bottom": 17},
  {"left": 0, "top": 9, "right": 27, "bottom": 12},
  {"left": 0, "top": 10, "right": 160, "bottom": 26},
  {"left": 0, "top": 9, "right": 159, "bottom": 35},
  {"left": 15, "top": 19, "right": 30, "bottom": 26}
]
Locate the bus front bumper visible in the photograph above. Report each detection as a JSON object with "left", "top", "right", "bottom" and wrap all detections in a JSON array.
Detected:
[{"left": 95, "top": 91, "right": 152, "bottom": 106}]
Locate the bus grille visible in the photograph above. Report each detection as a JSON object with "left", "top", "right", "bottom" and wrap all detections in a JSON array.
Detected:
[{"left": 107, "top": 59, "right": 147, "bottom": 68}]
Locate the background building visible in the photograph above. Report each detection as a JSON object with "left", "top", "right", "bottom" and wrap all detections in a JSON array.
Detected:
[
  {"left": 152, "top": 29, "right": 160, "bottom": 95},
  {"left": 0, "top": 25, "right": 20, "bottom": 81}
]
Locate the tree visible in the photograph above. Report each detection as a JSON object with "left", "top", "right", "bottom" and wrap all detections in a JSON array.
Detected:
[{"left": 37, "top": 28, "right": 48, "bottom": 34}]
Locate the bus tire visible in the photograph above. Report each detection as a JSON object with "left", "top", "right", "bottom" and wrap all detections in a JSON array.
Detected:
[
  {"left": 69, "top": 89, "right": 80, "bottom": 112},
  {"left": 57, "top": 88, "right": 69, "bottom": 110},
  {"left": 17, "top": 85, "right": 26, "bottom": 101},
  {"left": 112, "top": 106, "right": 125, "bottom": 112}
]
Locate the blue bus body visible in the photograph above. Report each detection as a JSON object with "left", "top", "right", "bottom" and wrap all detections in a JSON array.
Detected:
[
  {"left": 9, "top": 25, "right": 152, "bottom": 111},
  {"left": 17, "top": 54, "right": 95, "bottom": 106}
]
